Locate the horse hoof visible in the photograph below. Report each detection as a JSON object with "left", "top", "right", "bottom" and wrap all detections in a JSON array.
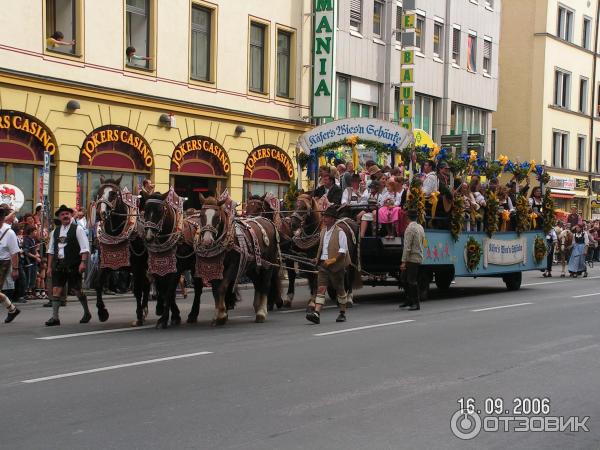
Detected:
[
  {"left": 98, "top": 308, "right": 109, "bottom": 323},
  {"left": 171, "top": 316, "right": 182, "bottom": 326},
  {"left": 212, "top": 316, "right": 228, "bottom": 326},
  {"left": 156, "top": 318, "right": 168, "bottom": 329},
  {"left": 131, "top": 319, "right": 144, "bottom": 327},
  {"left": 267, "top": 304, "right": 274, "bottom": 312},
  {"left": 255, "top": 314, "right": 266, "bottom": 323},
  {"left": 186, "top": 316, "right": 198, "bottom": 324},
  {"left": 283, "top": 300, "right": 292, "bottom": 308},
  {"left": 275, "top": 299, "right": 284, "bottom": 309}
]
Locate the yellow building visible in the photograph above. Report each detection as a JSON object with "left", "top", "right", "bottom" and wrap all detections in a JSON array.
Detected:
[
  {"left": 494, "top": 0, "right": 600, "bottom": 218},
  {"left": 0, "top": 0, "right": 313, "bottom": 214}
]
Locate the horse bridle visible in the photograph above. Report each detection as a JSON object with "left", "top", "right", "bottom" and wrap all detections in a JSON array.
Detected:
[
  {"left": 96, "top": 184, "right": 131, "bottom": 233},
  {"left": 198, "top": 205, "right": 226, "bottom": 238},
  {"left": 142, "top": 198, "right": 169, "bottom": 232}
]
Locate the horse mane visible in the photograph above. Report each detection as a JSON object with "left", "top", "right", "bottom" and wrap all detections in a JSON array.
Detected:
[
  {"left": 101, "top": 178, "right": 122, "bottom": 186},
  {"left": 202, "top": 196, "right": 219, "bottom": 206}
]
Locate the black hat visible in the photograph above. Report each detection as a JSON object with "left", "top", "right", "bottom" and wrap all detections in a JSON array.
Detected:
[
  {"left": 322, "top": 205, "right": 339, "bottom": 219},
  {"left": 54, "top": 204, "right": 74, "bottom": 217},
  {"left": 407, "top": 209, "right": 418, "bottom": 221}
]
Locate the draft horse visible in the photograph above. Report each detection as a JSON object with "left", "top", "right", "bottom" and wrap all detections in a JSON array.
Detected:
[
  {"left": 196, "top": 194, "right": 281, "bottom": 325},
  {"left": 94, "top": 176, "right": 150, "bottom": 326},
  {"left": 141, "top": 191, "right": 182, "bottom": 328}
]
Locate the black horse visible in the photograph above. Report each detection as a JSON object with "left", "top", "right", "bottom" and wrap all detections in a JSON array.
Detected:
[
  {"left": 141, "top": 191, "right": 181, "bottom": 329},
  {"left": 94, "top": 176, "right": 150, "bottom": 326}
]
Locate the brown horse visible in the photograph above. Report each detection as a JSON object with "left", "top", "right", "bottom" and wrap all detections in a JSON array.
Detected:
[
  {"left": 288, "top": 194, "right": 361, "bottom": 307},
  {"left": 195, "top": 194, "right": 280, "bottom": 325}
]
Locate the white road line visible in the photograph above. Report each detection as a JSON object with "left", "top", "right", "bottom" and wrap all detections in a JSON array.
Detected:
[
  {"left": 21, "top": 351, "right": 213, "bottom": 384},
  {"left": 36, "top": 325, "right": 154, "bottom": 340},
  {"left": 572, "top": 293, "right": 600, "bottom": 298},
  {"left": 279, "top": 305, "right": 337, "bottom": 314},
  {"left": 314, "top": 320, "right": 414, "bottom": 337},
  {"left": 472, "top": 302, "right": 533, "bottom": 312},
  {"left": 522, "top": 275, "right": 600, "bottom": 286}
]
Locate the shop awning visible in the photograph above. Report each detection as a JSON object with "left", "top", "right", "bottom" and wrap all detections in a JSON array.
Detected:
[{"left": 550, "top": 188, "right": 576, "bottom": 199}]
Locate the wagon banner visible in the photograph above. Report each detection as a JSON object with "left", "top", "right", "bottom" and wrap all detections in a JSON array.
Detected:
[{"left": 482, "top": 237, "right": 527, "bottom": 268}]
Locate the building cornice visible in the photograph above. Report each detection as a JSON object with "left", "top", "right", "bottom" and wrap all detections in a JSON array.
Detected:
[
  {"left": 0, "top": 68, "right": 313, "bottom": 132},
  {"left": 534, "top": 32, "right": 596, "bottom": 56}
]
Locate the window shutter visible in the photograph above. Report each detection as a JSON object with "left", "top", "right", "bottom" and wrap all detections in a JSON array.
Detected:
[
  {"left": 350, "top": 0, "right": 362, "bottom": 24},
  {"left": 483, "top": 39, "right": 491, "bottom": 59}
]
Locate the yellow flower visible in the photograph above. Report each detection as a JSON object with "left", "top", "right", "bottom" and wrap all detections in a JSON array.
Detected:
[
  {"left": 429, "top": 146, "right": 440, "bottom": 159},
  {"left": 502, "top": 210, "right": 511, "bottom": 221},
  {"left": 346, "top": 135, "right": 358, "bottom": 146},
  {"left": 469, "top": 150, "right": 478, "bottom": 162},
  {"left": 499, "top": 154, "right": 509, "bottom": 166}
]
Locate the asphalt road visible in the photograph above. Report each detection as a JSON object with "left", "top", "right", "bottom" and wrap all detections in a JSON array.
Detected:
[{"left": 1, "top": 269, "right": 600, "bottom": 450}]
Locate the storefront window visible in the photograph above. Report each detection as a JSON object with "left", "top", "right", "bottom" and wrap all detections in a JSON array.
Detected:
[
  {"left": 244, "top": 182, "right": 288, "bottom": 201},
  {"left": 78, "top": 170, "right": 143, "bottom": 212},
  {"left": 0, "top": 164, "right": 36, "bottom": 214}
]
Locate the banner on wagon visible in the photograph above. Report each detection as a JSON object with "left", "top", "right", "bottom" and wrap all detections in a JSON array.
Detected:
[{"left": 482, "top": 237, "right": 527, "bottom": 268}]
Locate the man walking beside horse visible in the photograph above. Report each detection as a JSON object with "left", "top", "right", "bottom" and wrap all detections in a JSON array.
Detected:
[{"left": 306, "top": 206, "right": 350, "bottom": 324}]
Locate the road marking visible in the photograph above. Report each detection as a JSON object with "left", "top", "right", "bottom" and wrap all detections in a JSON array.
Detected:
[
  {"left": 279, "top": 305, "right": 337, "bottom": 314},
  {"left": 472, "top": 302, "right": 533, "bottom": 312},
  {"left": 572, "top": 293, "right": 600, "bottom": 298},
  {"left": 313, "top": 320, "right": 414, "bottom": 337},
  {"left": 36, "top": 325, "right": 154, "bottom": 340},
  {"left": 522, "top": 275, "right": 600, "bottom": 287},
  {"left": 21, "top": 351, "right": 213, "bottom": 384}
]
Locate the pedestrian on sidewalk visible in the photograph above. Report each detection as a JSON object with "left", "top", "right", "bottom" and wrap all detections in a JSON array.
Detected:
[
  {"left": 0, "top": 207, "right": 21, "bottom": 323},
  {"left": 306, "top": 206, "right": 350, "bottom": 325},
  {"left": 399, "top": 209, "right": 424, "bottom": 311},
  {"left": 45, "top": 205, "right": 91, "bottom": 326}
]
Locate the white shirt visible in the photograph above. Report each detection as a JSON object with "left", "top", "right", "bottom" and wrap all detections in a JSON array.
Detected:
[
  {"left": 0, "top": 223, "right": 20, "bottom": 260},
  {"left": 320, "top": 226, "right": 348, "bottom": 260},
  {"left": 380, "top": 190, "right": 403, "bottom": 206},
  {"left": 341, "top": 187, "right": 365, "bottom": 205},
  {"left": 422, "top": 172, "right": 439, "bottom": 196},
  {"left": 47, "top": 223, "right": 90, "bottom": 259},
  {"left": 360, "top": 190, "right": 385, "bottom": 206}
]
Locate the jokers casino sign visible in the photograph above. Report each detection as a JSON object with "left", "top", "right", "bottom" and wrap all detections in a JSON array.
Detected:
[
  {"left": 245, "top": 146, "right": 294, "bottom": 179},
  {"left": 0, "top": 111, "right": 57, "bottom": 155},
  {"left": 81, "top": 127, "right": 154, "bottom": 168}
]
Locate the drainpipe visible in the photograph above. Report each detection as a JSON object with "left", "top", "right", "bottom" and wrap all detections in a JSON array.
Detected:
[
  {"left": 441, "top": 0, "right": 452, "bottom": 139},
  {"left": 588, "top": 0, "right": 600, "bottom": 217}
]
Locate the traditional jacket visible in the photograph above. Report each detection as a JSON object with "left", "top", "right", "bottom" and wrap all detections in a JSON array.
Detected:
[
  {"left": 316, "top": 224, "right": 350, "bottom": 272},
  {"left": 52, "top": 223, "right": 81, "bottom": 270}
]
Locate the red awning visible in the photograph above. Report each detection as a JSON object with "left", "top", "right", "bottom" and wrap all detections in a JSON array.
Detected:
[{"left": 551, "top": 193, "right": 576, "bottom": 199}]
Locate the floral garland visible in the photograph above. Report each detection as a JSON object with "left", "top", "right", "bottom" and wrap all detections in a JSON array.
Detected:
[
  {"left": 450, "top": 191, "right": 464, "bottom": 242},
  {"left": 534, "top": 236, "right": 547, "bottom": 263},
  {"left": 542, "top": 189, "right": 556, "bottom": 235},
  {"left": 407, "top": 178, "right": 426, "bottom": 225},
  {"left": 515, "top": 193, "right": 532, "bottom": 235},
  {"left": 315, "top": 137, "right": 396, "bottom": 158},
  {"left": 465, "top": 237, "right": 483, "bottom": 272},
  {"left": 485, "top": 189, "right": 499, "bottom": 238}
]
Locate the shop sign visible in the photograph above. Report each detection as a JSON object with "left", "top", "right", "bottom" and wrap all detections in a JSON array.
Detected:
[
  {"left": 245, "top": 146, "right": 294, "bottom": 178},
  {"left": 575, "top": 178, "right": 589, "bottom": 190},
  {"left": 171, "top": 136, "right": 230, "bottom": 173},
  {"left": 312, "top": 0, "right": 336, "bottom": 118},
  {"left": 482, "top": 237, "right": 527, "bottom": 268},
  {"left": 298, "top": 118, "right": 414, "bottom": 153},
  {"left": 0, "top": 111, "right": 57, "bottom": 155},
  {"left": 81, "top": 128, "right": 153, "bottom": 168},
  {"left": 547, "top": 176, "right": 575, "bottom": 190},
  {"left": 0, "top": 184, "right": 25, "bottom": 212}
]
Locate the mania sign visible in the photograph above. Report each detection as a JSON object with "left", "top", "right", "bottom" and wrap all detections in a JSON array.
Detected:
[{"left": 312, "top": 0, "right": 336, "bottom": 118}]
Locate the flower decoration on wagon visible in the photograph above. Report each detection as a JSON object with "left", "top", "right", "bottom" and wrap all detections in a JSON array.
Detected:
[
  {"left": 465, "top": 237, "right": 483, "bottom": 272},
  {"left": 534, "top": 236, "right": 547, "bottom": 264}
]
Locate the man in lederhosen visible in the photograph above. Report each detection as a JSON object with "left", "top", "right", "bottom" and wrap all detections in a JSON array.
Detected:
[
  {"left": 306, "top": 206, "right": 350, "bottom": 324},
  {"left": 45, "top": 205, "right": 91, "bottom": 326},
  {"left": 0, "top": 207, "right": 21, "bottom": 323}
]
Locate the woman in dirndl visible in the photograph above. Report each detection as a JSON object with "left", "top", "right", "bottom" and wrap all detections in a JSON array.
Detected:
[{"left": 568, "top": 224, "right": 589, "bottom": 277}]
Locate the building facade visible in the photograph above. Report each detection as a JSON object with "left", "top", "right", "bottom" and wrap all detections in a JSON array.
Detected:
[
  {"left": 0, "top": 0, "right": 313, "bottom": 213},
  {"left": 332, "top": 0, "right": 500, "bottom": 155},
  {"left": 494, "top": 0, "right": 600, "bottom": 217}
]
